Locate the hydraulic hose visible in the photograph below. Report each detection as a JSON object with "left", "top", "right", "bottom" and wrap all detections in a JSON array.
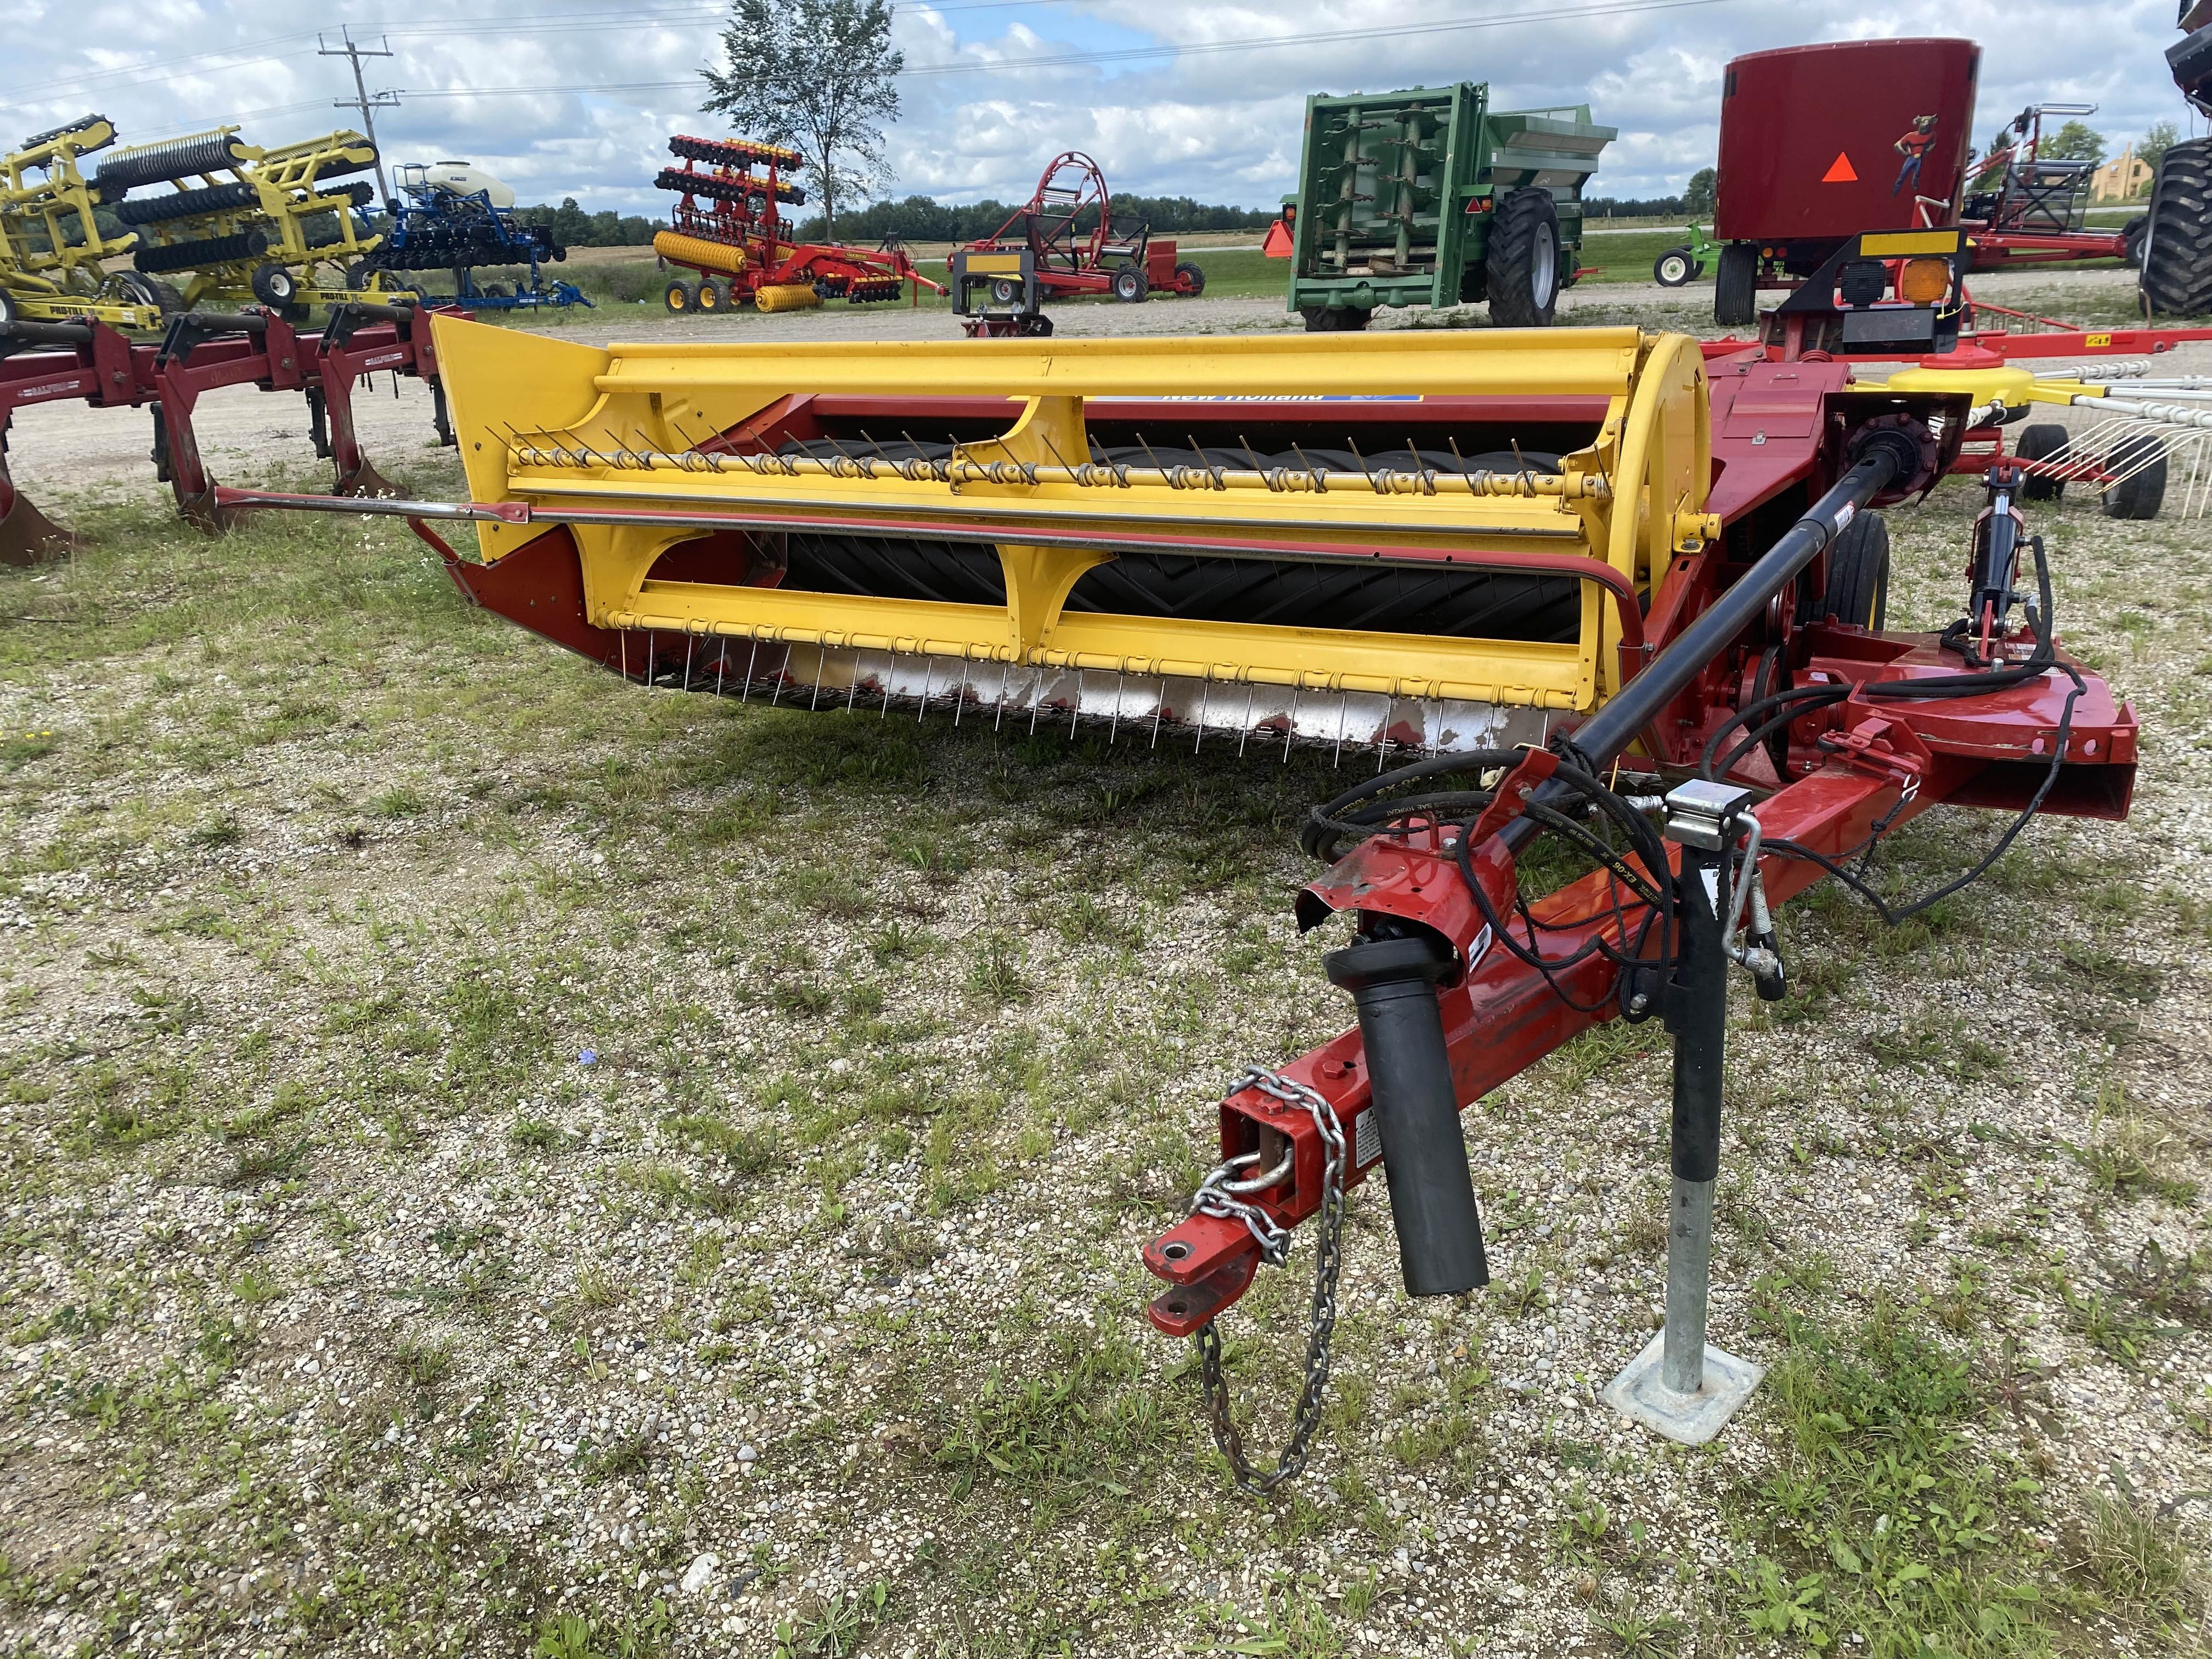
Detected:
[{"left": 1538, "top": 432, "right": 1921, "bottom": 794}]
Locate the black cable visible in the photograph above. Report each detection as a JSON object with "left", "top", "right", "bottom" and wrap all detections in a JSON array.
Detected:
[{"left": 1760, "top": 532, "right": 2085, "bottom": 927}]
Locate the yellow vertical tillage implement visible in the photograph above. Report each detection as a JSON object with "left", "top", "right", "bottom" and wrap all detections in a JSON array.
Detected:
[
  {"left": 101, "top": 127, "right": 384, "bottom": 312},
  {"left": 0, "top": 115, "right": 164, "bottom": 330}
]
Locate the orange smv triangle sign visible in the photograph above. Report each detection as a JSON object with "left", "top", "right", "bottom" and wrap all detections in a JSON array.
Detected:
[{"left": 1822, "top": 151, "right": 1859, "bottom": 183}]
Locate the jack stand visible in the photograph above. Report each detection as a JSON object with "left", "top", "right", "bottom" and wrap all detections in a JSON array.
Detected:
[{"left": 1601, "top": 781, "right": 1766, "bottom": 1445}]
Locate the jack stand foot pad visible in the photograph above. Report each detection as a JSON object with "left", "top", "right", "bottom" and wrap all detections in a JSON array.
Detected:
[{"left": 1600, "top": 1334, "right": 1764, "bottom": 1446}]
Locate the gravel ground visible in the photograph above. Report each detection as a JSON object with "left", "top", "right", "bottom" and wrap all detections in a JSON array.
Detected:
[{"left": 0, "top": 296, "right": 2208, "bottom": 1658}]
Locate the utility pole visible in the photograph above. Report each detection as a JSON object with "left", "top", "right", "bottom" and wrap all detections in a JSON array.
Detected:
[{"left": 320, "top": 29, "right": 399, "bottom": 205}]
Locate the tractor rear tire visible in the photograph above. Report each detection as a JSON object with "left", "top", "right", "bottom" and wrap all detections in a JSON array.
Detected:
[
  {"left": 1654, "top": 247, "right": 1695, "bottom": 287},
  {"left": 2101, "top": 434, "right": 2167, "bottom": 520},
  {"left": 1821, "top": 509, "right": 1889, "bottom": 631},
  {"left": 1173, "top": 260, "right": 1206, "bottom": 296},
  {"left": 2140, "top": 137, "right": 2212, "bottom": 318},
  {"left": 1713, "top": 242, "right": 1758, "bottom": 327},
  {"left": 664, "top": 279, "right": 696, "bottom": 315},
  {"left": 1485, "top": 188, "right": 1561, "bottom": 327},
  {"left": 1111, "top": 264, "right": 1147, "bottom": 302},
  {"left": 2015, "top": 423, "right": 2069, "bottom": 501}
]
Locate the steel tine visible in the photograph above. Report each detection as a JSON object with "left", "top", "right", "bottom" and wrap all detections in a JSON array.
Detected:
[
  {"left": 646, "top": 629, "right": 657, "bottom": 691},
  {"left": 1109, "top": 669, "right": 1124, "bottom": 743},
  {"left": 1194, "top": 679, "right": 1209, "bottom": 753},
  {"left": 953, "top": 653, "right": 968, "bottom": 726},
  {"left": 847, "top": 651, "right": 862, "bottom": 715},
  {"left": 917, "top": 656, "right": 931, "bottom": 723},
  {"left": 1284, "top": 684, "right": 1299, "bottom": 762},
  {"left": 742, "top": 637, "right": 759, "bottom": 702},
  {"left": 1238, "top": 682, "right": 1256, "bottom": 755},
  {"left": 809, "top": 650, "right": 826, "bottom": 711},
  {"left": 715, "top": 637, "right": 726, "bottom": 698},
  {"left": 1069, "top": 669, "right": 1081, "bottom": 739},
  {"left": 683, "top": 630, "right": 695, "bottom": 693}
]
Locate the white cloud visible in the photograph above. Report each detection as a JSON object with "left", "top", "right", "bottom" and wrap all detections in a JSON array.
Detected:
[{"left": 2, "top": 0, "right": 2198, "bottom": 217}]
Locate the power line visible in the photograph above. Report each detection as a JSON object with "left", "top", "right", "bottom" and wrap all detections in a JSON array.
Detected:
[{"left": 321, "top": 28, "right": 400, "bottom": 201}]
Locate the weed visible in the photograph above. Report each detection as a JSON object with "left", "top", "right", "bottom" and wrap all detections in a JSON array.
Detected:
[
  {"left": 393, "top": 1334, "right": 454, "bottom": 1389},
  {"left": 865, "top": 919, "right": 932, "bottom": 964},
  {"left": 575, "top": 1265, "right": 621, "bottom": 1309},
  {"left": 511, "top": 1115, "right": 561, "bottom": 1150},
  {"left": 773, "top": 1581, "right": 889, "bottom": 1658},
  {"left": 966, "top": 935, "right": 1027, "bottom": 1005},
  {"left": 2071, "top": 1495, "right": 2202, "bottom": 1622}
]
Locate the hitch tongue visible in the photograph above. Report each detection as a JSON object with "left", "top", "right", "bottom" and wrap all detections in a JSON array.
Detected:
[{"left": 1323, "top": 932, "right": 1489, "bottom": 1296}]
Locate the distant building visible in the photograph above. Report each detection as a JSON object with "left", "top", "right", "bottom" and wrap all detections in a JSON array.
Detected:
[{"left": 2092, "top": 145, "right": 2152, "bottom": 202}]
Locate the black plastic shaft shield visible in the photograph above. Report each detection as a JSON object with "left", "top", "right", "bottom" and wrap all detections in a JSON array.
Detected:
[
  {"left": 1324, "top": 934, "right": 1490, "bottom": 1296},
  {"left": 1666, "top": 845, "right": 1728, "bottom": 1183}
]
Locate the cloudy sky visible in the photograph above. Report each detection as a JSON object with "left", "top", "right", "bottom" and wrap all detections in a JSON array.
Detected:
[{"left": 4, "top": 0, "right": 2202, "bottom": 215}]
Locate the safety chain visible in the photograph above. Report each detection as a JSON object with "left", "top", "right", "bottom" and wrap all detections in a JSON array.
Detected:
[{"left": 1189, "top": 1064, "right": 1348, "bottom": 1498}]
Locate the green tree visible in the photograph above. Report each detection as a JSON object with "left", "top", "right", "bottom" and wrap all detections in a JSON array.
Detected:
[
  {"left": 2140, "top": 119, "right": 2180, "bottom": 176},
  {"left": 1681, "top": 166, "right": 1717, "bottom": 218},
  {"left": 702, "top": 0, "right": 902, "bottom": 239},
  {"left": 2039, "top": 120, "right": 2105, "bottom": 165}
]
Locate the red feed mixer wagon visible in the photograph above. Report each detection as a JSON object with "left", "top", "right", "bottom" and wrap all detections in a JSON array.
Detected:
[{"left": 1706, "top": 38, "right": 2180, "bottom": 326}]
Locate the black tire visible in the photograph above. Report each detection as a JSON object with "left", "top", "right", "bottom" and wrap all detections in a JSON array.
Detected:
[
  {"left": 149, "top": 280, "right": 185, "bottom": 315},
  {"left": 664, "top": 278, "right": 696, "bottom": 315},
  {"left": 1821, "top": 509, "right": 1889, "bottom": 630},
  {"left": 1654, "top": 246, "right": 1695, "bottom": 287},
  {"left": 344, "top": 261, "right": 376, "bottom": 292},
  {"left": 696, "top": 279, "right": 723, "bottom": 312},
  {"left": 988, "top": 276, "right": 1020, "bottom": 307},
  {"left": 250, "top": 263, "right": 297, "bottom": 308},
  {"left": 1173, "top": 259, "right": 1206, "bottom": 296},
  {"left": 1484, "top": 188, "right": 1561, "bottom": 327},
  {"left": 2015, "top": 423, "right": 2069, "bottom": 501},
  {"left": 2101, "top": 434, "right": 2166, "bottom": 521},
  {"left": 1111, "top": 264, "right": 1147, "bottom": 302},
  {"left": 2123, "top": 215, "right": 2149, "bottom": 269},
  {"left": 2140, "top": 137, "right": 2212, "bottom": 318},
  {"left": 1300, "top": 306, "right": 1368, "bottom": 332},
  {"left": 0, "top": 289, "right": 16, "bottom": 329},
  {"left": 1714, "top": 242, "right": 1758, "bottom": 327}
]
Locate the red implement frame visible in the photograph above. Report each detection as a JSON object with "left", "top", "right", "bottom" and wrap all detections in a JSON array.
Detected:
[
  {"left": 0, "top": 306, "right": 446, "bottom": 561},
  {"left": 1138, "top": 326, "right": 2157, "bottom": 1334}
]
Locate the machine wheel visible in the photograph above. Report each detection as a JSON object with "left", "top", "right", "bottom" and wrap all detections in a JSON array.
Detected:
[
  {"left": 1485, "top": 188, "right": 1561, "bottom": 327},
  {"left": 0, "top": 289, "right": 15, "bottom": 328},
  {"left": 1111, "top": 263, "right": 1147, "bottom": 302},
  {"left": 2140, "top": 137, "right": 2212, "bottom": 318},
  {"left": 1300, "top": 306, "right": 1369, "bottom": 332},
  {"left": 1713, "top": 242, "right": 1758, "bottom": 327},
  {"left": 2015, "top": 423, "right": 2069, "bottom": 501},
  {"left": 149, "top": 280, "right": 185, "bottom": 315},
  {"left": 2124, "top": 215, "right": 2149, "bottom": 268},
  {"left": 1173, "top": 259, "right": 1206, "bottom": 296},
  {"left": 989, "top": 276, "right": 1021, "bottom": 307},
  {"left": 1821, "top": 509, "right": 1889, "bottom": 630},
  {"left": 1653, "top": 246, "right": 1697, "bottom": 287},
  {"left": 108, "top": 270, "right": 160, "bottom": 310},
  {"left": 2101, "top": 434, "right": 2167, "bottom": 520},
  {"left": 343, "top": 261, "right": 377, "bottom": 293},
  {"left": 696, "top": 279, "right": 724, "bottom": 312},
  {"left": 664, "top": 278, "right": 697, "bottom": 315},
  {"left": 250, "top": 263, "right": 297, "bottom": 308}
]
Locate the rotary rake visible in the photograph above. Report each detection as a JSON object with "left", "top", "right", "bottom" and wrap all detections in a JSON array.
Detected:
[
  {"left": 650, "top": 133, "right": 937, "bottom": 315},
  {"left": 103, "top": 126, "right": 383, "bottom": 313},
  {"left": 0, "top": 115, "right": 165, "bottom": 331},
  {"left": 209, "top": 275, "right": 2197, "bottom": 1486}
]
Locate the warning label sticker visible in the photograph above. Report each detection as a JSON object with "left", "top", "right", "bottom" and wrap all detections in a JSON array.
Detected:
[{"left": 1355, "top": 1109, "right": 1382, "bottom": 1170}]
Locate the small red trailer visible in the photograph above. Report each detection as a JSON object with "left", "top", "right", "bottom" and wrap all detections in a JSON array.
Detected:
[{"left": 960, "top": 152, "right": 1205, "bottom": 304}]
